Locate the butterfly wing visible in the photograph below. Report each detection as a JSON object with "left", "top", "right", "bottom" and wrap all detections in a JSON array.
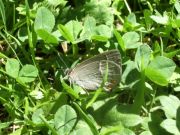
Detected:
[
  {"left": 68, "top": 50, "right": 122, "bottom": 91},
  {"left": 73, "top": 49, "right": 121, "bottom": 69}
]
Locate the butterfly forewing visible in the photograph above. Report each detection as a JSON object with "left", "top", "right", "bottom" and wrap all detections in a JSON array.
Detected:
[{"left": 68, "top": 50, "right": 122, "bottom": 91}]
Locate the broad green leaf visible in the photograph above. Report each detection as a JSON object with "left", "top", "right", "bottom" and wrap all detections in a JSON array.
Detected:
[
  {"left": 121, "top": 60, "right": 140, "bottom": 86},
  {"left": 126, "top": 13, "right": 137, "bottom": 25},
  {"left": 5, "top": 58, "right": 20, "bottom": 78},
  {"left": 119, "top": 128, "right": 135, "bottom": 135},
  {"left": 71, "top": 128, "right": 93, "bottom": 135},
  {"left": 58, "top": 24, "right": 74, "bottom": 43},
  {"left": 54, "top": 105, "right": 77, "bottom": 135},
  {"left": 101, "top": 127, "right": 135, "bottom": 135},
  {"left": 150, "top": 12, "right": 169, "bottom": 25},
  {"left": 34, "top": 7, "right": 55, "bottom": 32},
  {"left": 36, "top": 29, "right": 58, "bottom": 44},
  {"left": 143, "top": 9, "right": 153, "bottom": 30},
  {"left": 81, "top": 16, "right": 96, "bottom": 40},
  {"left": 160, "top": 119, "right": 180, "bottom": 135},
  {"left": 145, "top": 56, "right": 176, "bottom": 86},
  {"left": 177, "top": 107, "right": 180, "bottom": 131},
  {"left": 32, "top": 108, "right": 44, "bottom": 124},
  {"left": 91, "top": 99, "right": 142, "bottom": 127},
  {"left": 147, "top": 113, "right": 171, "bottom": 134},
  {"left": 140, "top": 131, "right": 152, "bottom": 135},
  {"left": 49, "top": 93, "right": 68, "bottom": 114},
  {"left": 158, "top": 95, "right": 180, "bottom": 118},
  {"left": 95, "top": 25, "right": 112, "bottom": 38},
  {"left": 112, "top": 0, "right": 125, "bottom": 11},
  {"left": 124, "top": 13, "right": 142, "bottom": 30},
  {"left": 118, "top": 113, "right": 142, "bottom": 127},
  {"left": 18, "top": 27, "right": 28, "bottom": 42},
  {"left": 122, "top": 32, "right": 142, "bottom": 49},
  {"left": 72, "top": 102, "right": 99, "bottom": 135},
  {"left": 70, "top": 120, "right": 93, "bottom": 135},
  {"left": 18, "top": 65, "right": 38, "bottom": 83},
  {"left": 84, "top": 1, "right": 113, "bottom": 25},
  {"left": 84, "top": 16, "right": 96, "bottom": 32},
  {"left": 135, "top": 44, "right": 152, "bottom": 71},
  {"left": 65, "top": 20, "right": 82, "bottom": 41},
  {"left": 175, "top": 1, "right": 180, "bottom": 13}
]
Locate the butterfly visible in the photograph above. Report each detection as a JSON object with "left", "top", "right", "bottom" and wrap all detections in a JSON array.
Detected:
[{"left": 67, "top": 49, "right": 122, "bottom": 91}]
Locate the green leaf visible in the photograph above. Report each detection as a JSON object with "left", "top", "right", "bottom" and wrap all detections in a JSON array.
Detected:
[
  {"left": 175, "top": 1, "right": 180, "bottom": 14},
  {"left": 153, "top": 41, "right": 161, "bottom": 56},
  {"left": 65, "top": 20, "right": 82, "bottom": 41},
  {"left": 113, "top": 29, "right": 125, "bottom": 52},
  {"left": 135, "top": 44, "right": 152, "bottom": 71},
  {"left": 91, "top": 99, "right": 142, "bottom": 127},
  {"left": 118, "top": 113, "right": 142, "bottom": 127},
  {"left": 158, "top": 95, "right": 180, "bottom": 118},
  {"left": 18, "top": 27, "right": 28, "bottom": 42},
  {"left": 126, "top": 13, "right": 137, "bottom": 25},
  {"left": 95, "top": 25, "right": 112, "bottom": 38},
  {"left": 84, "top": 16, "right": 96, "bottom": 31},
  {"left": 34, "top": 7, "right": 55, "bottom": 32},
  {"left": 177, "top": 106, "right": 180, "bottom": 132},
  {"left": 72, "top": 102, "right": 99, "bottom": 135},
  {"left": 84, "top": 1, "right": 113, "bottom": 25},
  {"left": 60, "top": 77, "right": 79, "bottom": 99},
  {"left": 160, "top": 119, "right": 180, "bottom": 135},
  {"left": 143, "top": 9, "right": 153, "bottom": 30},
  {"left": 36, "top": 29, "right": 58, "bottom": 44},
  {"left": 81, "top": 16, "right": 96, "bottom": 40},
  {"left": 122, "top": 32, "right": 142, "bottom": 49},
  {"left": 32, "top": 108, "right": 44, "bottom": 125},
  {"left": 117, "top": 105, "right": 143, "bottom": 127},
  {"left": 0, "top": 52, "right": 8, "bottom": 59},
  {"left": 121, "top": 60, "right": 140, "bottom": 86},
  {"left": 54, "top": 105, "right": 77, "bottom": 135},
  {"left": 119, "top": 128, "right": 135, "bottom": 135},
  {"left": 150, "top": 12, "right": 169, "bottom": 25},
  {"left": 18, "top": 65, "right": 38, "bottom": 83},
  {"left": 164, "top": 49, "right": 180, "bottom": 59},
  {"left": 5, "top": 58, "right": 20, "bottom": 78},
  {"left": 70, "top": 120, "right": 93, "bottom": 135},
  {"left": 58, "top": 24, "right": 74, "bottom": 43},
  {"left": 140, "top": 131, "right": 152, "bottom": 135},
  {"left": 91, "top": 35, "right": 109, "bottom": 42},
  {"left": 145, "top": 56, "right": 176, "bottom": 86}
]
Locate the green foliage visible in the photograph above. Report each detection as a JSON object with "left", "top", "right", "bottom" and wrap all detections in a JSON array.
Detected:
[{"left": 0, "top": 0, "right": 179, "bottom": 134}]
